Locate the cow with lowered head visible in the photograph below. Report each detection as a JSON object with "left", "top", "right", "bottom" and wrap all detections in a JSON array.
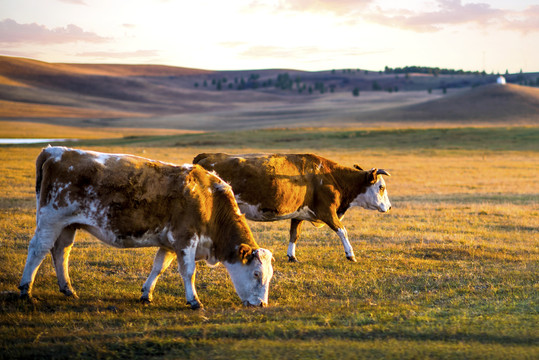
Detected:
[
  {"left": 193, "top": 153, "right": 391, "bottom": 262},
  {"left": 19, "top": 146, "right": 274, "bottom": 309}
]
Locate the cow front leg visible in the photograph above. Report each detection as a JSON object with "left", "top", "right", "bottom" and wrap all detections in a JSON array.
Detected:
[
  {"left": 141, "top": 247, "right": 176, "bottom": 304},
  {"left": 50, "top": 226, "right": 78, "bottom": 299},
  {"left": 287, "top": 219, "right": 304, "bottom": 262},
  {"left": 336, "top": 227, "right": 357, "bottom": 262},
  {"left": 322, "top": 213, "right": 357, "bottom": 262},
  {"left": 177, "top": 241, "right": 202, "bottom": 310}
]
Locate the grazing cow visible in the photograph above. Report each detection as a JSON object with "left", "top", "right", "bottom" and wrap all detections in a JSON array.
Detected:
[
  {"left": 193, "top": 153, "right": 391, "bottom": 262},
  {"left": 19, "top": 146, "right": 273, "bottom": 309}
]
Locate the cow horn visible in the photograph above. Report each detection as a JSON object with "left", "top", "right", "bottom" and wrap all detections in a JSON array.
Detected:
[{"left": 376, "top": 169, "right": 391, "bottom": 177}]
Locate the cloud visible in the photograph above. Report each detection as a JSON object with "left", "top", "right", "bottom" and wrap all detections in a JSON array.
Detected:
[
  {"left": 0, "top": 19, "right": 108, "bottom": 44},
  {"left": 365, "top": 0, "right": 539, "bottom": 33},
  {"left": 502, "top": 5, "right": 539, "bottom": 34},
  {"left": 247, "top": 0, "right": 374, "bottom": 16},
  {"left": 58, "top": 0, "right": 87, "bottom": 5},
  {"left": 254, "top": 0, "right": 539, "bottom": 34},
  {"left": 240, "top": 44, "right": 391, "bottom": 61},
  {"left": 364, "top": 0, "right": 504, "bottom": 32},
  {"left": 77, "top": 49, "right": 160, "bottom": 59},
  {"left": 276, "top": 0, "right": 374, "bottom": 15}
]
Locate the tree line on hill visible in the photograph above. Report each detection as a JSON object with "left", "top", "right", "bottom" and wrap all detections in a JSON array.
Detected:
[
  {"left": 383, "top": 66, "right": 487, "bottom": 76},
  {"left": 193, "top": 68, "right": 539, "bottom": 96}
]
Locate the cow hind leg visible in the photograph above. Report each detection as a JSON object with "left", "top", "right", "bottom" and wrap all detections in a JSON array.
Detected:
[
  {"left": 287, "top": 219, "right": 304, "bottom": 262},
  {"left": 19, "top": 226, "right": 63, "bottom": 299},
  {"left": 140, "top": 248, "right": 176, "bottom": 304},
  {"left": 50, "top": 225, "right": 78, "bottom": 299}
]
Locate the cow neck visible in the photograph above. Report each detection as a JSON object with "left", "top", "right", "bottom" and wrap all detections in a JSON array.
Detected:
[
  {"left": 206, "top": 187, "right": 259, "bottom": 264},
  {"left": 333, "top": 166, "right": 371, "bottom": 213}
]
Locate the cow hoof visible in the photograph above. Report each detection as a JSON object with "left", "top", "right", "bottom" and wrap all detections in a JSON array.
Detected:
[
  {"left": 139, "top": 296, "right": 152, "bottom": 305},
  {"left": 19, "top": 294, "right": 38, "bottom": 304},
  {"left": 287, "top": 255, "right": 299, "bottom": 262},
  {"left": 187, "top": 300, "right": 203, "bottom": 310},
  {"left": 347, "top": 255, "right": 357, "bottom": 262},
  {"left": 61, "top": 289, "right": 79, "bottom": 300}
]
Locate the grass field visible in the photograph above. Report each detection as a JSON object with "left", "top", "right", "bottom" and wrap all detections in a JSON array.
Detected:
[{"left": 0, "top": 126, "right": 537, "bottom": 359}]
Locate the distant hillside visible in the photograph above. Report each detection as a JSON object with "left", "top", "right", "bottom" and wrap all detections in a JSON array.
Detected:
[
  {"left": 0, "top": 55, "right": 538, "bottom": 129},
  {"left": 369, "top": 83, "right": 539, "bottom": 123},
  {"left": 0, "top": 56, "right": 213, "bottom": 79}
]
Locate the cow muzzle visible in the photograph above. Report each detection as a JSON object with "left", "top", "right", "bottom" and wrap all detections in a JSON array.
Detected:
[{"left": 243, "top": 300, "right": 267, "bottom": 308}]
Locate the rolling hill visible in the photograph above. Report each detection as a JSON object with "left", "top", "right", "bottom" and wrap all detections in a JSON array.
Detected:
[
  {"left": 366, "top": 83, "right": 539, "bottom": 124},
  {"left": 0, "top": 55, "right": 538, "bottom": 130}
]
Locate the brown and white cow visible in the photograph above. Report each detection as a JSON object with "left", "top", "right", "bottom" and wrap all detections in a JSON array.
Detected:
[
  {"left": 193, "top": 153, "right": 391, "bottom": 262},
  {"left": 19, "top": 146, "right": 273, "bottom": 309}
]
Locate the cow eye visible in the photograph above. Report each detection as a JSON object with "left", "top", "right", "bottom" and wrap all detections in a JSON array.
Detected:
[
  {"left": 254, "top": 271, "right": 261, "bottom": 279},
  {"left": 379, "top": 185, "right": 385, "bottom": 193}
]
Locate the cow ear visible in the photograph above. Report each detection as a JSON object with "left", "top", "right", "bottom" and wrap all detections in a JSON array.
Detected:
[
  {"left": 353, "top": 164, "right": 363, "bottom": 171},
  {"left": 238, "top": 244, "right": 253, "bottom": 264},
  {"left": 368, "top": 168, "right": 378, "bottom": 183}
]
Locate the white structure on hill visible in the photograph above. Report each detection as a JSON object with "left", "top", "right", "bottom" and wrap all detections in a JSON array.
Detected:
[{"left": 497, "top": 75, "right": 506, "bottom": 85}]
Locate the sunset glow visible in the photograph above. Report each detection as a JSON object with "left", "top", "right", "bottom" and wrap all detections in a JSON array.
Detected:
[{"left": 1, "top": 0, "right": 538, "bottom": 72}]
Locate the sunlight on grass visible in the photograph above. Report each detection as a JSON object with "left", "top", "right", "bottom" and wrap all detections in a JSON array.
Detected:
[{"left": 0, "top": 131, "right": 537, "bottom": 359}]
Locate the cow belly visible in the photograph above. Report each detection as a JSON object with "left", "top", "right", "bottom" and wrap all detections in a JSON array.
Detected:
[
  {"left": 81, "top": 224, "right": 165, "bottom": 248},
  {"left": 237, "top": 201, "right": 316, "bottom": 222}
]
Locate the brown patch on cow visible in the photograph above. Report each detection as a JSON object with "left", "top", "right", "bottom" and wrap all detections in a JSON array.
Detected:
[
  {"left": 36, "top": 148, "right": 259, "bottom": 264},
  {"left": 194, "top": 153, "right": 376, "bottom": 222}
]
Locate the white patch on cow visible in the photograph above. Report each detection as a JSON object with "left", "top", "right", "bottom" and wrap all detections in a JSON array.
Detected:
[
  {"left": 235, "top": 196, "right": 316, "bottom": 222},
  {"left": 68, "top": 166, "right": 74, "bottom": 171},
  {"left": 167, "top": 230, "right": 177, "bottom": 245},
  {"left": 223, "top": 248, "right": 273, "bottom": 307},
  {"left": 44, "top": 146, "right": 67, "bottom": 162},
  {"left": 317, "top": 162, "right": 323, "bottom": 170},
  {"left": 183, "top": 236, "right": 198, "bottom": 266},
  {"left": 287, "top": 242, "right": 296, "bottom": 258},
  {"left": 350, "top": 177, "right": 391, "bottom": 212},
  {"left": 236, "top": 197, "right": 265, "bottom": 220},
  {"left": 182, "top": 164, "right": 193, "bottom": 170},
  {"left": 336, "top": 228, "right": 354, "bottom": 258},
  {"left": 196, "top": 235, "right": 219, "bottom": 266},
  {"left": 181, "top": 235, "right": 199, "bottom": 304},
  {"left": 93, "top": 153, "right": 111, "bottom": 165}
]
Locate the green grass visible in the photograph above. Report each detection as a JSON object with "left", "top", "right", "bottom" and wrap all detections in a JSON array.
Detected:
[
  {"left": 0, "top": 127, "right": 538, "bottom": 359},
  {"left": 3, "top": 126, "right": 538, "bottom": 152},
  {"left": 68, "top": 126, "right": 539, "bottom": 152}
]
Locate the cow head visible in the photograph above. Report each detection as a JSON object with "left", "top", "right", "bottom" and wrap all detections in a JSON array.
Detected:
[
  {"left": 351, "top": 168, "right": 392, "bottom": 212},
  {"left": 225, "top": 245, "right": 274, "bottom": 307}
]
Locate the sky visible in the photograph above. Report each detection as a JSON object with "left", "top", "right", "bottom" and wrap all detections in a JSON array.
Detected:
[{"left": 0, "top": 0, "right": 538, "bottom": 73}]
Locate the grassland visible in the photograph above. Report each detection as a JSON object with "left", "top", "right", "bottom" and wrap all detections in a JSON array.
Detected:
[{"left": 0, "top": 126, "right": 537, "bottom": 359}]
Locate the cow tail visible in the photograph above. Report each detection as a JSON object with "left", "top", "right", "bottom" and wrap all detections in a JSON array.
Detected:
[
  {"left": 193, "top": 153, "right": 209, "bottom": 165},
  {"left": 34, "top": 148, "right": 53, "bottom": 214}
]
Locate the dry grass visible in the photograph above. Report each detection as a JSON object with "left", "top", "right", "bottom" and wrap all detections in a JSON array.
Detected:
[
  {"left": 0, "top": 100, "right": 146, "bottom": 118},
  {"left": 0, "top": 121, "right": 201, "bottom": 140},
  {"left": 0, "top": 131, "right": 537, "bottom": 359}
]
